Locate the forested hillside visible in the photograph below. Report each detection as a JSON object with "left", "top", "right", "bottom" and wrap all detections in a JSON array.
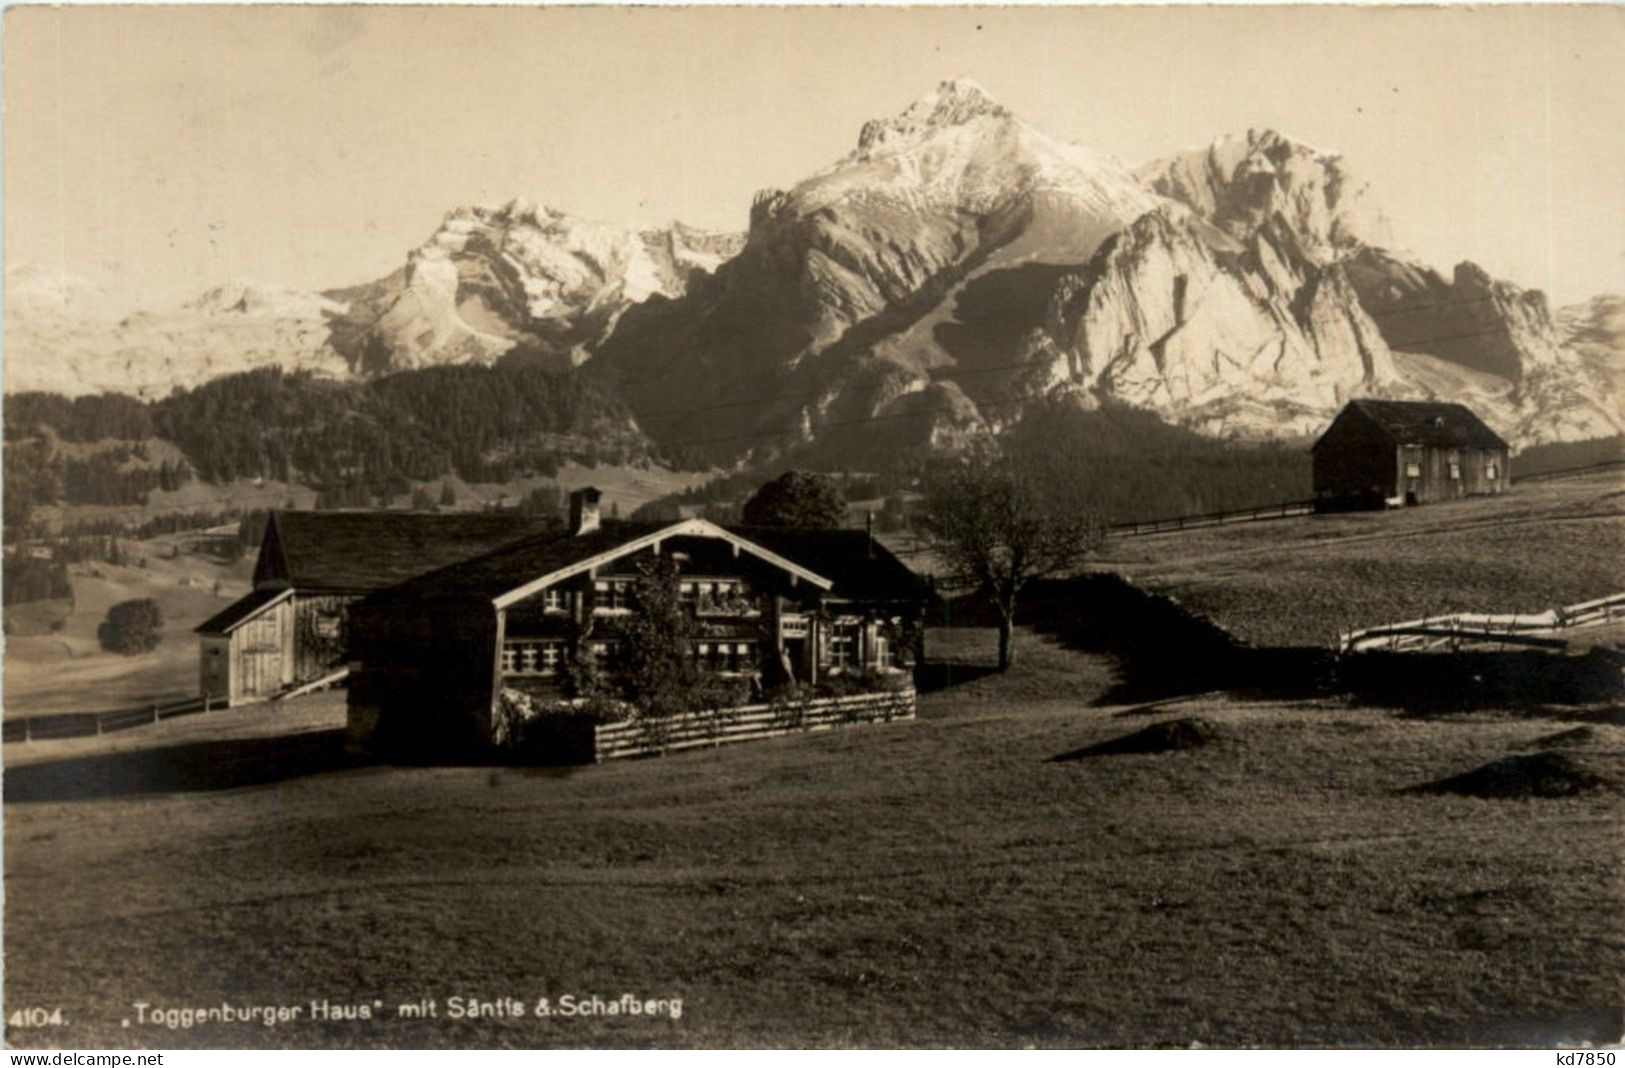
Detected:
[
  {"left": 3, "top": 364, "right": 650, "bottom": 537},
  {"left": 1000, "top": 403, "right": 1313, "bottom": 522}
]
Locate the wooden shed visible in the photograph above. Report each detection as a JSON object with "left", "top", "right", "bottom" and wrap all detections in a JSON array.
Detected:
[
  {"left": 196, "top": 588, "right": 296, "bottom": 703},
  {"left": 197, "top": 511, "right": 545, "bottom": 704},
  {"left": 1312, "top": 399, "right": 1510, "bottom": 510}
]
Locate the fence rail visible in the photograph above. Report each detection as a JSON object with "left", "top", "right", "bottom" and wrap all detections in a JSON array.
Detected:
[
  {"left": 2, "top": 694, "right": 212, "bottom": 744},
  {"left": 592, "top": 688, "right": 916, "bottom": 761},
  {"left": 1102, "top": 458, "right": 1621, "bottom": 541},
  {"left": 1508, "top": 458, "right": 1625, "bottom": 485},
  {"left": 1338, "top": 592, "right": 1625, "bottom": 654},
  {"left": 1108, "top": 500, "right": 1316, "bottom": 538}
]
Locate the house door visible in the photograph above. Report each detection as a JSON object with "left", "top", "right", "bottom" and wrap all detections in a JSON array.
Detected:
[{"left": 780, "top": 639, "right": 805, "bottom": 682}]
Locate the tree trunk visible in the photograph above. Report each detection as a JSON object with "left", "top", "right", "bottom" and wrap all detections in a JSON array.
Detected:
[{"left": 996, "top": 607, "right": 1016, "bottom": 672}]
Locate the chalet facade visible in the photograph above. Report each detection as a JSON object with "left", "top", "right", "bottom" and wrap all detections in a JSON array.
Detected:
[
  {"left": 346, "top": 491, "right": 927, "bottom": 753},
  {"left": 196, "top": 512, "right": 544, "bottom": 704},
  {"left": 1312, "top": 399, "right": 1510, "bottom": 510}
]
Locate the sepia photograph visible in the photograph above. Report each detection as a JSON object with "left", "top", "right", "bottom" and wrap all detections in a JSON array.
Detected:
[{"left": 2, "top": 2, "right": 1622, "bottom": 1051}]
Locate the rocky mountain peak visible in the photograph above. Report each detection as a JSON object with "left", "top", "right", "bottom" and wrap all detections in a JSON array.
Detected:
[
  {"left": 856, "top": 77, "right": 1010, "bottom": 152},
  {"left": 1141, "top": 129, "right": 1392, "bottom": 259}
]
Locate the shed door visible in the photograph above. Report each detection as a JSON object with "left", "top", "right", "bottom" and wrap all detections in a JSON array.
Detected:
[{"left": 238, "top": 615, "right": 285, "bottom": 698}]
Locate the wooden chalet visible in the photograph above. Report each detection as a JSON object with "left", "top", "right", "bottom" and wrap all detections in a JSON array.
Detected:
[
  {"left": 346, "top": 489, "right": 927, "bottom": 753},
  {"left": 196, "top": 511, "right": 544, "bottom": 705},
  {"left": 1312, "top": 399, "right": 1510, "bottom": 510}
]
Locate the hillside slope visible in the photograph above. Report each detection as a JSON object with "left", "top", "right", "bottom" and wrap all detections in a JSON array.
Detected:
[{"left": 1094, "top": 472, "right": 1624, "bottom": 647}]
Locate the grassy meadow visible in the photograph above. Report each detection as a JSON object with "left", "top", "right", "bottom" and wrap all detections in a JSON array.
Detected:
[
  {"left": 2, "top": 542, "right": 254, "bottom": 718},
  {"left": 4, "top": 625, "right": 1621, "bottom": 1048},
  {"left": 1092, "top": 472, "right": 1625, "bottom": 647}
]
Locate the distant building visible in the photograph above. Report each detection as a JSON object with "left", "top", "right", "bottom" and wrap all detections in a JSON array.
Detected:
[
  {"left": 346, "top": 489, "right": 927, "bottom": 754},
  {"left": 1312, "top": 399, "right": 1510, "bottom": 510},
  {"left": 195, "top": 512, "right": 546, "bottom": 705}
]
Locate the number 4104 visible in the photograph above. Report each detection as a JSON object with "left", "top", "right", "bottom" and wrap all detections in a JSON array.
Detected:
[{"left": 9, "top": 1007, "right": 65, "bottom": 1027}]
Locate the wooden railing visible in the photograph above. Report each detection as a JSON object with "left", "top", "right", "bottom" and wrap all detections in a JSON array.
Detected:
[
  {"left": 273, "top": 666, "right": 349, "bottom": 702},
  {"left": 1509, "top": 459, "right": 1625, "bottom": 485},
  {"left": 591, "top": 687, "right": 916, "bottom": 762},
  {"left": 1108, "top": 500, "right": 1317, "bottom": 538},
  {"left": 3, "top": 668, "right": 352, "bottom": 744},
  {"left": 1338, "top": 592, "right": 1625, "bottom": 654},
  {"left": 2, "top": 694, "right": 212, "bottom": 744},
  {"left": 1102, "top": 459, "right": 1621, "bottom": 541}
]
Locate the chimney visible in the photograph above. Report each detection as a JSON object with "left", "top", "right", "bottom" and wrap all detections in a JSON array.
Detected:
[{"left": 568, "top": 487, "right": 603, "bottom": 536}]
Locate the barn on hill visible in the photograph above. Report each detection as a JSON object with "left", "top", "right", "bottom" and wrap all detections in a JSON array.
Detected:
[
  {"left": 346, "top": 489, "right": 928, "bottom": 755},
  {"left": 1312, "top": 399, "right": 1510, "bottom": 510},
  {"left": 195, "top": 511, "right": 545, "bottom": 705}
]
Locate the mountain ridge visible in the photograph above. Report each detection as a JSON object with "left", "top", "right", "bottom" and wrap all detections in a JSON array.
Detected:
[{"left": 6, "top": 80, "right": 1619, "bottom": 456}]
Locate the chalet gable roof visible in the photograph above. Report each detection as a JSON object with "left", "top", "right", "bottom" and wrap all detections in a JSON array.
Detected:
[
  {"left": 258, "top": 511, "right": 547, "bottom": 592},
  {"left": 1316, "top": 399, "right": 1508, "bottom": 451},
  {"left": 372, "top": 518, "right": 837, "bottom": 608},
  {"left": 724, "top": 525, "right": 927, "bottom": 603}
]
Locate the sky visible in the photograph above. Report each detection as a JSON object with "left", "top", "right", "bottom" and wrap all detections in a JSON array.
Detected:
[{"left": 5, "top": 4, "right": 1624, "bottom": 310}]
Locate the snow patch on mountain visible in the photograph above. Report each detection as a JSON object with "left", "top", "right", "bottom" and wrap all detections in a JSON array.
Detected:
[
  {"left": 5, "top": 270, "right": 349, "bottom": 398},
  {"left": 326, "top": 202, "right": 744, "bottom": 372}
]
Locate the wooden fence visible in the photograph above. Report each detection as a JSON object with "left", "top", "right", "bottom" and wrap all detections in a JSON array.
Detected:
[
  {"left": 1108, "top": 500, "right": 1316, "bottom": 538},
  {"left": 1103, "top": 459, "right": 1621, "bottom": 541},
  {"left": 590, "top": 687, "right": 916, "bottom": 762},
  {"left": 1338, "top": 592, "right": 1625, "bottom": 654},
  {"left": 2, "top": 694, "right": 213, "bottom": 744},
  {"left": 1509, "top": 458, "right": 1625, "bottom": 485}
]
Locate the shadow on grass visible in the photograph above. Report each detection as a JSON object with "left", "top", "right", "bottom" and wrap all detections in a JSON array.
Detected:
[
  {"left": 3, "top": 729, "right": 374, "bottom": 804},
  {"left": 1016, "top": 575, "right": 1255, "bottom": 705},
  {"left": 913, "top": 661, "right": 1002, "bottom": 694},
  {"left": 926, "top": 575, "right": 1342, "bottom": 705},
  {"left": 1343, "top": 648, "right": 1625, "bottom": 718},
  {"left": 1048, "top": 716, "right": 1222, "bottom": 761}
]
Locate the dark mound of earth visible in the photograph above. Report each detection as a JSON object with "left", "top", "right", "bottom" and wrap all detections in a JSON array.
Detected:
[
  {"left": 1051, "top": 716, "right": 1221, "bottom": 761},
  {"left": 1415, "top": 750, "right": 1622, "bottom": 799},
  {"left": 1529, "top": 725, "right": 1604, "bottom": 749}
]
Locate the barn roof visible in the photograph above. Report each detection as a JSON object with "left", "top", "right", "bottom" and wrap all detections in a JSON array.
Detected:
[
  {"left": 1321, "top": 400, "right": 1508, "bottom": 450},
  {"left": 261, "top": 511, "right": 547, "bottom": 592},
  {"left": 195, "top": 587, "right": 292, "bottom": 635}
]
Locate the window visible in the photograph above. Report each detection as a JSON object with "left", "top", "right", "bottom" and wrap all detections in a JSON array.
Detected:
[
  {"left": 1404, "top": 462, "right": 1421, "bottom": 479},
  {"left": 700, "top": 580, "right": 739, "bottom": 614},
  {"left": 588, "top": 640, "right": 616, "bottom": 665},
  {"left": 502, "top": 640, "right": 563, "bottom": 677},
  {"left": 593, "top": 580, "right": 630, "bottom": 612},
  {"left": 828, "top": 624, "right": 859, "bottom": 670},
  {"left": 542, "top": 588, "right": 568, "bottom": 613},
  {"left": 692, "top": 640, "right": 757, "bottom": 673},
  {"left": 1486, "top": 462, "right": 1500, "bottom": 480},
  {"left": 1448, "top": 461, "right": 1461, "bottom": 480}
]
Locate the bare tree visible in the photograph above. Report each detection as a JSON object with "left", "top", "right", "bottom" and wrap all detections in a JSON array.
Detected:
[{"left": 920, "top": 445, "right": 1104, "bottom": 671}]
